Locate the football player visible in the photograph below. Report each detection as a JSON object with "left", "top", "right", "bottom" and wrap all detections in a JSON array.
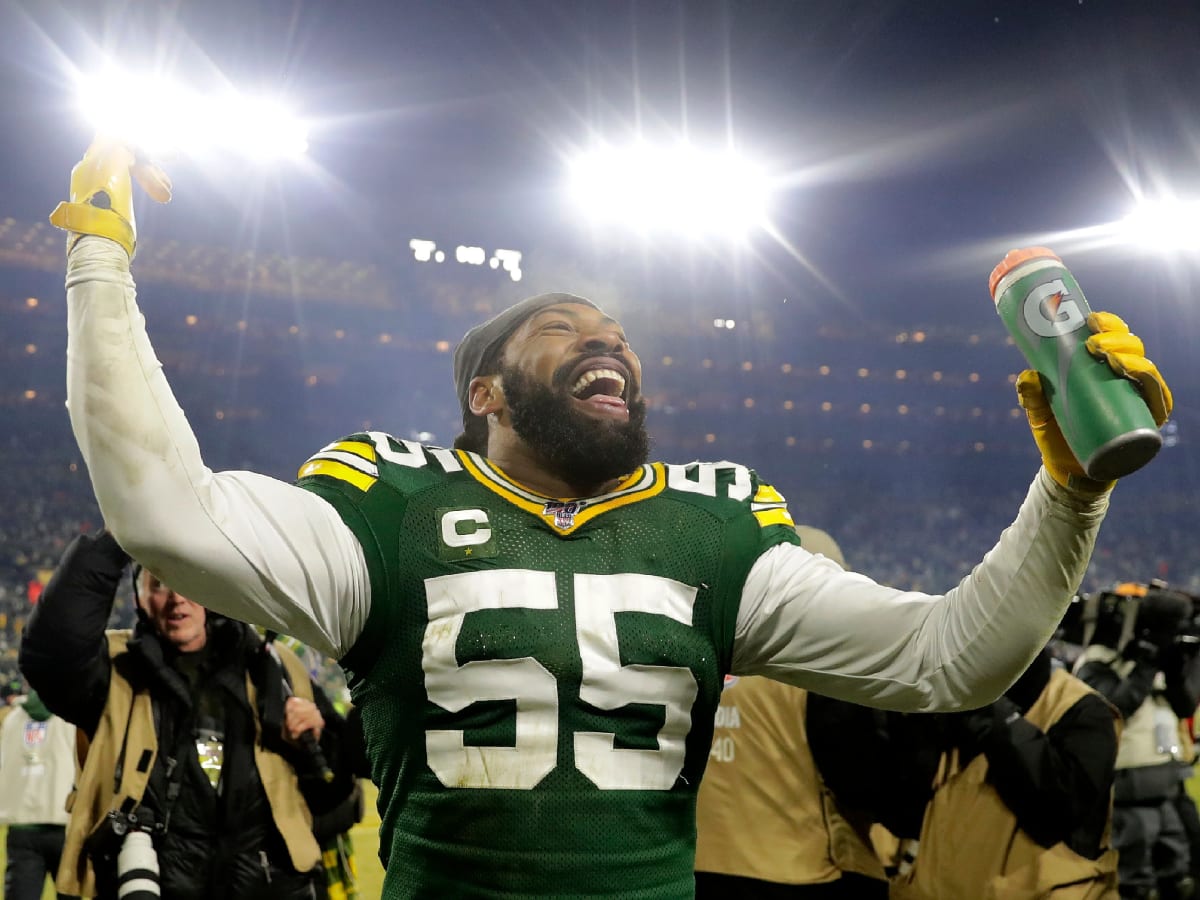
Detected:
[{"left": 54, "top": 138, "right": 1170, "bottom": 899}]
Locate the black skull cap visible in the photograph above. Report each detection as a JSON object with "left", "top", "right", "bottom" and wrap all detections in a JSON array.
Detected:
[{"left": 452, "top": 291, "right": 598, "bottom": 423}]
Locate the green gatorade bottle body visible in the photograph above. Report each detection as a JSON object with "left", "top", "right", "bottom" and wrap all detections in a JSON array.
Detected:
[{"left": 989, "top": 247, "right": 1161, "bottom": 482}]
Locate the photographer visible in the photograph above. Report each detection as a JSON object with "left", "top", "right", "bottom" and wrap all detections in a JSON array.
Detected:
[
  {"left": 808, "top": 648, "right": 1121, "bottom": 899},
  {"left": 1073, "top": 583, "right": 1200, "bottom": 900},
  {"left": 694, "top": 527, "right": 887, "bottom": 899},
  {"left": 18, "top": 531, "right": 355, "bottom": 899}
]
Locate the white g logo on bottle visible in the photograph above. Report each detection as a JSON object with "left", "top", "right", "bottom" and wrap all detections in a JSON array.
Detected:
[{"left": 1022, "top": 278, "right": 1085, "bottom": 337}]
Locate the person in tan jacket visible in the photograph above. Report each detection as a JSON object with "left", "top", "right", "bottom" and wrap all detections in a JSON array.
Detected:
[
  {"left": 695, "top": 526, "right": 887, "bottom": 899},
  {"left": 19, "top": 531, "right": 355, "bottom": 899},
  {"left": 809, "top": 647, "right": 1121, "bottom": 899},
  {"left": 1073, "top": 583, "right": 1200, "bottom": 900}
]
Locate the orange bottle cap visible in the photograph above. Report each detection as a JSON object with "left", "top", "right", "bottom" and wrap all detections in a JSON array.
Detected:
[{"left": 988, "top": 247, "right": 1062, "bottom": 297}]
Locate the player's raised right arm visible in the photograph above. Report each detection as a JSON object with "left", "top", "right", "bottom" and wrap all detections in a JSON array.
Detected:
[{"left": 56, "top": 138, "right": 369, "bottom": 659}]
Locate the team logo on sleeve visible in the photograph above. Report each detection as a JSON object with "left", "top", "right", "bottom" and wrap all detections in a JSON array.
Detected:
[{"left": 436, "top": 507, "right": 498, "bottom": 561}]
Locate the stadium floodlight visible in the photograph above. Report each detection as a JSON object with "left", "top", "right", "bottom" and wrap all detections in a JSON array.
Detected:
[
  {"left": 567, "top": 142, "right": 772, "bottom": 238},
  {"left": 1117, "top": 196, "right": 1200, "bottom": 254},
  {"left": 75, "top": 67, "right": 309, "bottom": 161}
]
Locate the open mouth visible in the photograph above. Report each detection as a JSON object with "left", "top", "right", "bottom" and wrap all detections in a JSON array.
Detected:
[{"left": 568, "top": 362, "right": 629, "bottom": 414}]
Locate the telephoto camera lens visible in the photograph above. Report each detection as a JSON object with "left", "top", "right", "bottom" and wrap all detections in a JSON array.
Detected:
[{"left": 116, "top": 830, "right": 160, "bottom": 899}]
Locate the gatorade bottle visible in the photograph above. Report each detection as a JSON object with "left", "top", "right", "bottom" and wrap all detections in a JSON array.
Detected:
[{"left": 989, "top": 247, "right": 1161, "bottom": 482}]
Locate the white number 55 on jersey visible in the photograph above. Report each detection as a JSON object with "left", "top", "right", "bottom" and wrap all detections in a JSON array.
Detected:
[{"left": 422, "top": 569, "right": 699, "bottom": 791}]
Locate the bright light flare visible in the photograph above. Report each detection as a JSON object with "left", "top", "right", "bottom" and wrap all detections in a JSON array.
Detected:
[
  {"left": 76, "top": 68, "right": 309, "bottom": 161},
  {"left": 1118, "top": 196, "right": 1200, "bottom": 254},
  {"left": 567, "top": 143, "right": 771, "bottom": 237}
]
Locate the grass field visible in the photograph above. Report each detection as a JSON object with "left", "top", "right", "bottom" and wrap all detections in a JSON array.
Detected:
[{"left": 0, "top": 781, "right": 386, "bottom": 899}]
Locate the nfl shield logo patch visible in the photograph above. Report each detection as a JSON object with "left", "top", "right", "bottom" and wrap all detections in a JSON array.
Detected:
[
  {"left": 543, "top": 500, "right": 582, "bottom": 530},
  {"left": 23, "top": 720, "right": 48, "bottom": 749}
]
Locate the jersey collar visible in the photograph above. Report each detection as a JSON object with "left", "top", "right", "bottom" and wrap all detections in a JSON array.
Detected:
[{"left": 456, "top": 452, "right": 665, "bottom": 535}]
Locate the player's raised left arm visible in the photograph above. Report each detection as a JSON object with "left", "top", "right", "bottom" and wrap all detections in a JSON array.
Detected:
[
  {"left": 733, "top": 313, "right": 1171, "bottom": 712},
  {"left": 56, "top": 137, "right": 369, "bottom": 658}
]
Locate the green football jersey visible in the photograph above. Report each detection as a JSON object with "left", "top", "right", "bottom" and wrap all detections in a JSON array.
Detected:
[{"left": 296, "top": 433, "right": 800, "bottom": 899}]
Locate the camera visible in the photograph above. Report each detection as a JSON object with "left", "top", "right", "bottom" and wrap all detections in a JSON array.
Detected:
[
  {"left": 1057, "top": 580, "right": 1200, "bottom": 652},
  {"left": 95, "top": 807, "right": 161, "bottom": 899}
]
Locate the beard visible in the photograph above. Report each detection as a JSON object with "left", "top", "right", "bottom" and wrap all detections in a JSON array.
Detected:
[{"left": 499, "top": 361, "right": 650, "bottom": 490}]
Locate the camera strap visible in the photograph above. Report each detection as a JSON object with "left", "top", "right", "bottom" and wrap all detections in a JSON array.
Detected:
[
  {"left": 111, "top": 695, "right": 138, "bottom": 798},
  {"left": 159, "top": 749, "right": 185, "bottom": 834},
  {"left": 158, "top": 677, "right": 216, "bottom": 835}
]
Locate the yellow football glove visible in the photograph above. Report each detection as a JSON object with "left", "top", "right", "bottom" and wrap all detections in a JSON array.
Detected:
[
  {"left": 49, "top": 135, "right": 172, "bottom": 259},
  {"left": 1017, "top": 311, "right": 1172, "bottom": 492},
  {"left": 1084, "top": 312, "right": 1172, "bottom": 426}
]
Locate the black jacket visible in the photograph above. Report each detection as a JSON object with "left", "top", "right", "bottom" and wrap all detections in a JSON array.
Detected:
[
  {"left": 808, "top": 668, "right": 1118, "bottom": 860},
  {"left": 20, "top": 532, "right": 350, "bottom": 900}
]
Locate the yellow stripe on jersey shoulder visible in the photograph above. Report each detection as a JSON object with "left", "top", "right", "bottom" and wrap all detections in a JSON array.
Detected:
[
  {"left": 754, "top": 507, "right": 795, "bottom": 528},
  {"left": 327, "top": 440, "right": 377, "bottom": 462},
  {"left": 297, "top": 459, "right": 377, "bottom": 492},
  {"left": 753, "top": 483, "right": 786, "bottom": 504}
]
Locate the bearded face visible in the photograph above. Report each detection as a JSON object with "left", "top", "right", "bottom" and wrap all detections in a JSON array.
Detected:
[{"left": 497, "top": 360, "right": 650, "bottom": 489}]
